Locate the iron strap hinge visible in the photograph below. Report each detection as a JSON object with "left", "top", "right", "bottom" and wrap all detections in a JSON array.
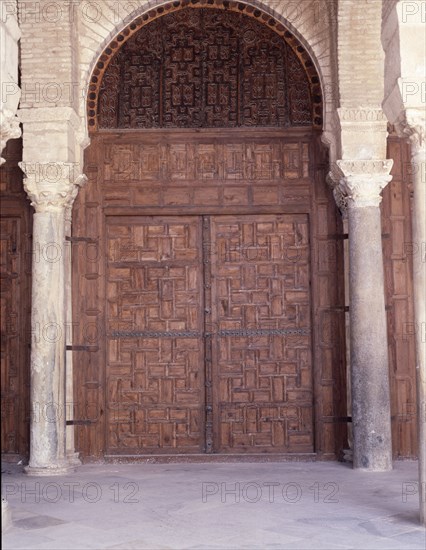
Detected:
[
  {"left": 66, "top": 420, "right": 95, "bottom": 426},
  {"left": 329, "top": 233, "right": 348, "bottom": 240},
  {"left": 323, "top": 417, "right": 352, "bottom": 423},
  {"left": 111, "top": 331, "right": 201, "bottom": 338},
  {"left": 217, "top": 328, "right": 310, "bottom": 337},
  {"left": 65, "top": 236, "right": 98, "bottom": 244},
  {"left": 66, "top": 345, "right": 99, "bottom": 352},
  {"left": 110, "top": 328, "right": 311, "bottom": 339}
]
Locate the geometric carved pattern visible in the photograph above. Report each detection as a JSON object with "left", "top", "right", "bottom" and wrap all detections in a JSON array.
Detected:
[
  {"left": 210, "top": 215, "right": 313, "bottom": 452},
  {"left": 0, "top": 218, "right": 21, "bottom": 453},
  {"left": 102, "top": 139, "right": 310, "bottom": 184},
  {"left": 98, "top": 8, "right": 314, "bottom": 129},
  {"left": 0, "top": 138, "right": 32, "bottom": 459},
  {"left": 382, "top": 136, "right": 418, "bottom": 458},
  {"left": 106, "top": 218, "right": 204, "bottom": 452},
  {"left": 105, "top": 214, "right": 313, "bottom": 454}
]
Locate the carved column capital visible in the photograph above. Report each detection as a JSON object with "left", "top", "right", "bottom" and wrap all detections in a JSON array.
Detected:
[
  {"left": 391, "top": 108, "right": 425, "bottom": 149},
  {"left": 326, "top": 168, "right": 348, "bottom": 217},
  {"left": 19, "top": 161, "right": 87, "bottom": 213},
  {"left": 402, "top": 109, "right": 426, "bottom": 156},
  {"left": 334, "top": 160, "right": 394, "bottom": 208},
  {"left": 0, "top": 108, "right": 21, "bottom": 165}
]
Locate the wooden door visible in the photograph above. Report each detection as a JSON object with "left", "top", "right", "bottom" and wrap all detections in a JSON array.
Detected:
[
  {"left": 106, "top": 216, "right": 205, "bottom": 453},
  {"left": 104, "top": 213, "right": 312, "bottom": 454},
  {"left": 74, "top": 130, "right": 347, "bottom": 459},
  {"left": 209, "top": 215, "right": 313, "bottom": 453}
]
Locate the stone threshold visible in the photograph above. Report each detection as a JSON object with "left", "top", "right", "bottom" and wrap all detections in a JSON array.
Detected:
[{"left": 100, "top": 453, "right": 322, "bottom": 464}]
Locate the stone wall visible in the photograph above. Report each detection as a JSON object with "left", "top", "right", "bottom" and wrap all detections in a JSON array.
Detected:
[
  {"left": 383, "top": 0, "right": 425, "bottom": 117},
  {"left": 0, "top": 0, "right": 21, "bottom": 163},
  {"left": 338, "top": 0, "right": 385, "bottom": 107}
]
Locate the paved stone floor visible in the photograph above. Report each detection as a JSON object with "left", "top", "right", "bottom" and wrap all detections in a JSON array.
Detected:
[{"left": 1, "top": 460, "right": 425, "bottom": 549}]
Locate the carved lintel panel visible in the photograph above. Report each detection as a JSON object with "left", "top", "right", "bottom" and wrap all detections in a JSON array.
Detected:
[
  {"left": 96, "top": 8, "right": 315, "bottom": 130},
  {"left": 102, "top": 136, "right": 311, "bottom": 186}
]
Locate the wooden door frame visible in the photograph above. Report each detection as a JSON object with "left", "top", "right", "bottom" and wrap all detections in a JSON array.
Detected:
[{"left": 73, "top": 128, "right": 347, "bottom": 461}]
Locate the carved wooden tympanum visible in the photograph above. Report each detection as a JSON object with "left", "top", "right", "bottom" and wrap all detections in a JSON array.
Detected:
[{"left": 98, "top": 9, "right": 312, "bottom": 129}]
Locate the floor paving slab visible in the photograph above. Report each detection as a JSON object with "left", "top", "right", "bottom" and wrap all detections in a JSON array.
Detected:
[{"left": 2, "top": 460, "right": 425, "bottom": 549}]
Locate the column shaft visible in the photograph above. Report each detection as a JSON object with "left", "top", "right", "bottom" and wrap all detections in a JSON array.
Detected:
[
  {"left": 348, "top": 205, "right": 392, "bottom": 470},
  {"left": 26, "top": 209, "right": 73, "bottom": 475}
]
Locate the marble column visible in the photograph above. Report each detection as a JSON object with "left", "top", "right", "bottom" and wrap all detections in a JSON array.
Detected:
[
  {"left": 19, "top": 163, "right": 84, "bottom": 475},
  {"left": 337, "top": 160, "right": 394, "bottom": 471}
]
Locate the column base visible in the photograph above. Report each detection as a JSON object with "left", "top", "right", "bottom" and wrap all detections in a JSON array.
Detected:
[
  {"left": 353, "top": 465, "right": 393, "bottom": 473},
  {"left": 2, "top": 499, "right": 12, "bottom": 533},
  {"left": 352, "top": 454, "right": 393, "bottom": 472},
  {"left": 67, "top": 451, "right": 82, "bottom": 467},
  {"left": 24, "top": 462, "right": 77, "bottom": 477}
]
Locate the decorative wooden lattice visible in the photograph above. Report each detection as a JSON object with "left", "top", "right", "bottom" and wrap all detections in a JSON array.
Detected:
[{"left": 93, "top": 6, "right": 321, "bottom": 130}]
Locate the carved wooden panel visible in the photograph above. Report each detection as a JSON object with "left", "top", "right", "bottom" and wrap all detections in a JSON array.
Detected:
[
  {"left": 310, "top": 140, "right": 347, "bottom": 459},
  {"left": 98, "top": 131, "right": 312, "bottom": 212},
  {"left": 102, "top": 213, "right": 313, "bottom": 454},
  {"left": 0, "top": 218, "right": 21, "bottom": 454},
  {"left": 103, "top": 137, "right": 310, "bottom": 184},
  {"left": 382, "top": 135, "right": 417, "bottom": 458},
  {"left": 105, "top": 217, "right": 204, "bottom": 453},
  {"left": 0, "top": 138, "right": 32, "bottom": 459},
  {"left": 209, "top": 215, "right": 313, "bottom": 452},
  {"left": 98, "top": 9, "right": 312, "bottom": 129},
  {"left": 71, "top": 142, "right": 105, "bottom": 459}
]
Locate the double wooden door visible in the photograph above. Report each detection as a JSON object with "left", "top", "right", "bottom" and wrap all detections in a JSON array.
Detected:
[{"left": 106, "top": 213, "right": 313, "bottom": 454}]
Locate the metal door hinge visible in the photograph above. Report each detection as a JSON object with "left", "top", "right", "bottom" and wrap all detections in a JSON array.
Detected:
[
  {"left": 66, "top": 420, "right": 95, "bottom": 426},
  {"left": 66, "top": 345, "right": 99, "bottom": 352},
  {"left": 65, "top": 236, "right": 98, "bottom": 244}
]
